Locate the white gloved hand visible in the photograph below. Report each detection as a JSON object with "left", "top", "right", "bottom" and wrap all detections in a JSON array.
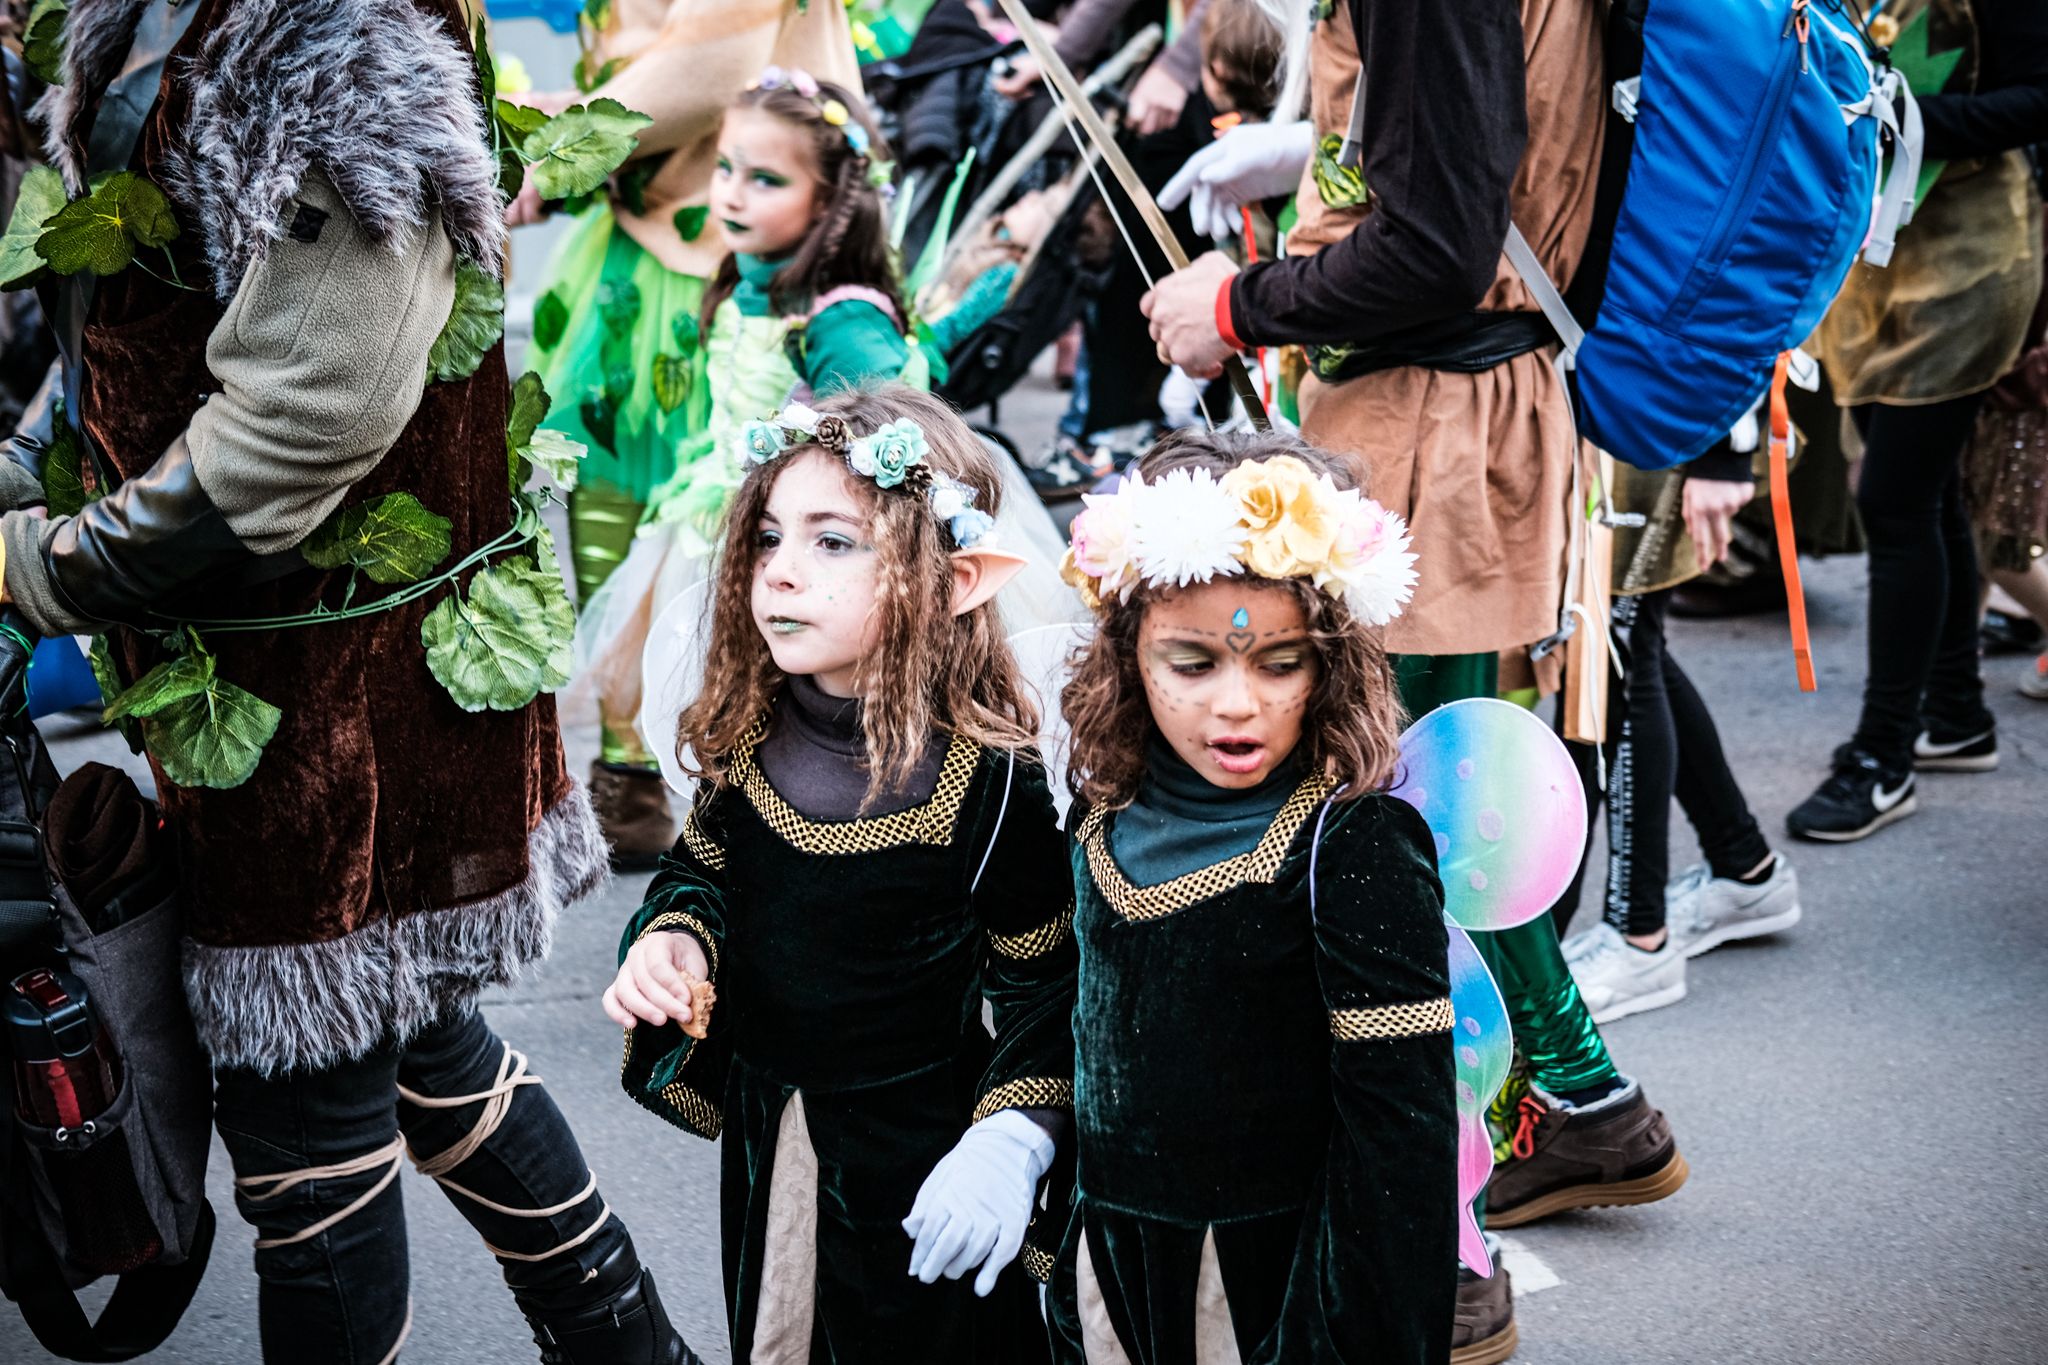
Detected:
[
  {"left": 1160, "top": 119, "right": 1315, "bottom": 242},
  {"left": 902, "top": 1108, "right": 1056, "bottom": 1297}
]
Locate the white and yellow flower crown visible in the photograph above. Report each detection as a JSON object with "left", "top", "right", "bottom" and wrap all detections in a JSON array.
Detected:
[{"left": 1058, "top": 455, "right": 1417, "bottom": 625}]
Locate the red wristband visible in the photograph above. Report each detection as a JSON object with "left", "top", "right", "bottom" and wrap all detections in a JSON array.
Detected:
[{"left": 1214, "top": 275, "right": 1245, "bottom": 352}]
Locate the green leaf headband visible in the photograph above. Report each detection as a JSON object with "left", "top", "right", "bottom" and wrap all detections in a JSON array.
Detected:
[{"left": 734, "top": 406, "right": 998, "bottom": 550}]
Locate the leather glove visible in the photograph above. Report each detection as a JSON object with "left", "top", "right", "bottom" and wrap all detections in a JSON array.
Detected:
[
  {"left": 902, "top": 1108, "right": 1056, "bottom": 1297},
  {"left": 1160, "top": 119, "right": 1315, "bottom": 242}
]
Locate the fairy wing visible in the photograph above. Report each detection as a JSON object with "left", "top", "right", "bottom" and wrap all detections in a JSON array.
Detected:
[
  {"left": 639, "top": 577, "right": 716, "bottom": 798},
  {"left": 1390, "top": 697, "right": 1587, "bottom": 933}
]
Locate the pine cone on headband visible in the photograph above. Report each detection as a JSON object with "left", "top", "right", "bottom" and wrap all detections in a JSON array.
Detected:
[{"left": 811, "top": 415, "right": 852, "bottom": 453}]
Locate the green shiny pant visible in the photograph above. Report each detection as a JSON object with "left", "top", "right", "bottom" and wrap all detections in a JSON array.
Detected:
[
  {"left": 569, "top": 480, "right": 650, "bottom": 767},
  {"left": 1393, "top": 653, "right": 1619, "bottom": 1097}
]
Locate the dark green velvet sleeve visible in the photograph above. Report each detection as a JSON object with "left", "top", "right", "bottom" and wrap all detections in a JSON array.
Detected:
[
  {"left": 1266, "top": 796, "right": 1458, "bottom": 1364},
  {"left": 617, "top": 786, "right": 733, "bottom": 1140}
]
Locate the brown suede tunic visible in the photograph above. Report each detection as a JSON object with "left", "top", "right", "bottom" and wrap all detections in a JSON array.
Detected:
[{"left": 69, "top": 0, "right": 592, "bottom": 1070}]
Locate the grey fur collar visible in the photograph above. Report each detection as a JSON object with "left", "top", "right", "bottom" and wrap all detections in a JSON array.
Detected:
[{"left": 40, "top": 0, "right": 505, "bottom": 298}]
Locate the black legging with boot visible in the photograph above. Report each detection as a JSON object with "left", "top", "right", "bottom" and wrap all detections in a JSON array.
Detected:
[{"left": 1850, "top": 395, "right": 1992, "bottom": 766}]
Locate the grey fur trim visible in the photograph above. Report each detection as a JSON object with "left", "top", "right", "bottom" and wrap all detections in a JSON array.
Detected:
[
  {"left": 44, "top": 0, "right": 506, "bottom": 299},
  {"left": 182, "top": 784, "right": 610, "bottom": 1076}
]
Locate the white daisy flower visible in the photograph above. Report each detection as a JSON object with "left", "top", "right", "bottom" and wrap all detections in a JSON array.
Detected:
[{"left": 1129, "top": 468, "right": 1247, "bottom": 590}]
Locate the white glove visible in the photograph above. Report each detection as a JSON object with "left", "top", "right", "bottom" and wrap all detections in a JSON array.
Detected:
[
  {"left": 902, "top": 1108, "right": 1056, "bottom": 1297},
  {"left": 1160, "top": 119, "right": 1315, "bottom": 242}
]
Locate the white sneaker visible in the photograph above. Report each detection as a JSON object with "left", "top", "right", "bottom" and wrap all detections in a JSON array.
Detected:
[
  {"left": 1665, "top": 856, "right": 1802, "bottom": 959},
  {"left": 1565, "top": 922, "right": 1688, "bottom": 1024},
  {"left": 2021, "top": 654, "right": 2048, "bottom": 701}
]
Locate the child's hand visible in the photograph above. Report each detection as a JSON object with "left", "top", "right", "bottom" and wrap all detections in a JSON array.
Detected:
[{"left": 603, "top": 931, "right": 711, "bottom": 1031}]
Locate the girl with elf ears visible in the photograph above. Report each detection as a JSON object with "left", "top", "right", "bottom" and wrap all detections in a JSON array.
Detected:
[
  {"left": 605, "top": 386, "right": 1074, "bottom": 1364},
  {"left": 1047, "top": 431, "right": 1458, "bottom": 1363},
  {"left": 571, "top": 71, "right": 922, "bottom": 865}
]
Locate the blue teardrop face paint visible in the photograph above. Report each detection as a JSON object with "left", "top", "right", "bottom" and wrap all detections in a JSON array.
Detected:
[{"left": 1232, "top": 607, "right": 1250, "bottom": 629}]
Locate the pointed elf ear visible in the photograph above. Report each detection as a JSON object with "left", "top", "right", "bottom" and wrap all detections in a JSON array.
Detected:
[{"left": 950, "top": 548, "right": 1029, "bottom": 616}]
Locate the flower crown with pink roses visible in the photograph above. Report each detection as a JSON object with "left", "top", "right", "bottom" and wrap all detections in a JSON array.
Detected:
[
  {"left": 1058, "top": 455, "right": 1417, "bottom": 626},
  {"left": 752, "top": 67, "right": 896, "bottom": 196},
  {"left": 732, "top": 404, "right": 999, "bottom": 550}
]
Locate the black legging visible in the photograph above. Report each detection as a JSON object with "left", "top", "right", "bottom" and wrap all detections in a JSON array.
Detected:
[
  {"left": 1849, "top": 395, "right": 1990, "bottom": 767},
  {"left": 1551, "top": 590, "right": 1771, "bottom": 939}
]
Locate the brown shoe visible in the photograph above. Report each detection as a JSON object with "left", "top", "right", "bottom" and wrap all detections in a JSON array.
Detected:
[
  {"left": 590, "top": 761, "right": 676, "bottom": 872},
  {"left": 1485, "top": 1079, "right": 1689, "bottom": 1228},
  {"left": 1451, "top": 1263, "right": 1517, "bottom": 1365}
]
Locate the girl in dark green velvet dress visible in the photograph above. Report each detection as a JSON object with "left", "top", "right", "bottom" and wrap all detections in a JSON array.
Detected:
[
  {"left": 1046, "top": 430, "right": 1457, "bottom": 1363},
  {"left": 602, "top": 386, "right": 1076, "bottom": 1362}
]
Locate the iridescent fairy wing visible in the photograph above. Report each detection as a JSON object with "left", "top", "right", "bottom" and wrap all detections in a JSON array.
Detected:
[
  {"left": 1448, "top": 921, "right": 1512, "bottom": 1276},
  {"left": 639, "top": 576, "right": 716, "bottom": 798},
  {"left": 1004, "top": 620, "right": 1093, "bottom": 822},
  {"left": 1390, "top": 697, "right": 1587, "bottom": 933}
]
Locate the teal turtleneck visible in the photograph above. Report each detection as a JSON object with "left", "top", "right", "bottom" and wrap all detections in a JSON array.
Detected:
[
  {"left": 1107, "top": 731, "right": 1309, "bottom": 884},
  {"left": 729, "top": 253, "right": 909, "bottom": 394}
]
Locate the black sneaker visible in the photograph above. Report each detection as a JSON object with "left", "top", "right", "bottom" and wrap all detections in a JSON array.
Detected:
[
  {"left": 1981, "top": 608, "right": 2044, "bottom": 656},
  {"left": 1786, "top": 745, "right": 1917, "bottom": 843},
  {"left": 1913, "top": 720, "right": 1998, "bottom": 772}
]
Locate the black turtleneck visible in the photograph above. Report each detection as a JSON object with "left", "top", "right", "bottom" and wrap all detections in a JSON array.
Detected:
[
  {"left": 754, "top": 674, "right": 944, "bottom": 821},
  {"left": 1107, "top": 731, "right": 1308, "bottom": 883}
]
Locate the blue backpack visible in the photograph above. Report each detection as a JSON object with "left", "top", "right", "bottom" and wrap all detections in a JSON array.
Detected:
[{"left": 1502, "top": 0, "right": 1919, "bottom": 471}]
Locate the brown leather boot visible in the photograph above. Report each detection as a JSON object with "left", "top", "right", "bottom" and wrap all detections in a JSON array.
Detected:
[
  {"left": 1485, "top": 1079, "right": 1689, "bottom": 1228},
  {"left": 1451, "top": 1263, "right": 1517, "bottom": 1364},
  {"left": 589, "top": 761, "right": 675, "bottom": 872}
]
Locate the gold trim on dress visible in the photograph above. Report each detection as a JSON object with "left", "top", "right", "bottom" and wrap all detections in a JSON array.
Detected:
[
  {"left": 618, "top": 1028, "right": 724, "bottom": 1139},
  {"left": 680, "top": 808, "right": 725, "bottom": 871},
  {"left": 1329, "top": 997, "right": 1455, "bottom": 1041},
  {"left": 1078, "top": 774, "right": 1334, "bottom": 922},
  {"left": 638, "top": 910, "right": 720, "bottom": 979},
  {"left": 988, "top": 903, "right": 1075, "bottom": 960},
  {"left": 972, "top": 1075, "right": 1074, "bottom": 1124},
  {"left": 1019, "top": 1240, "right": 1056, "bottom": 1284},
  {"left": 730, "top": 721, "right": 981, "bottom": 855}
]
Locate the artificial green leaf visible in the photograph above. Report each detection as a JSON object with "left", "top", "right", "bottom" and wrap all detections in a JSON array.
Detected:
[
  {"left": 0, "top": 165, "right": 66, "bottom": 290},
  {"left": 23, "top": 0, "right": 68, "bottom": 89},
  {"left": 526, "top": 428, "right": 585, "bottom": 491},
  {"left": 573, "top": 53, "right": 623, "bottom": 95},
  {"left": 422, "top": 560, "right": 572, "bottom": 711},
  {"left": 428, "top": 257, "right": 506, "bottom": 382},
  {"left": 521, "top": 98, "right": 652, "bottom": 201},
  {"left": 618, "top": 162, "right": 657, "bottom": 217},
  {"left": 498, "top": 145, "right": 527, "bottom": 202},
  {"left": 674, "top": 204, "right": 709, "bottom": 243},
  {"left": 530, "top": 516, "right": 563, "bottom": 583},
  {"left": 583, "top": 0, "right": 613, "bottom": 28},
  {"left": 671, "top": 312, "right": 700, "bottom": 352},
  {"left": 597, "top": 277, "right": 641, "bottom": 336},
  {"left": 1311, "top": 134, "right": 1369, "bottom": 211},
  {"left": 474, "top": 15, "right": 497, "bottom": 112},
  {"left": 103, "top": 648, "right": 214, "bottom": 723},
  {"left": 651, "top": 353, "right": 690, "bottom": 413},
  {"left": 302, "top": 492, "right": 452, "bottom": 584},
  {"left": 40, "top": 405, "right": 90, "bottom": 517},
  {"left": 36, "top": 172, "right": 180, "bottom": 277},
  {"left": 507, "top": 370, "right": 551, "bottom": 455},
  {"left": 497, "top": 557, "right": 576, "bottom": 688},
  {"left": 532, "top": 292, "right": 569, "bottom": 353},
  {"left": 142, "top": 676, "right": 281, "bottom": 790},
  {"left": 86, "top": 635, "right": 142, "bottom": 752},
  {"left": 579, "top": 396, "right": 617, "bottom": 454},
  {"left": 496, "top": 99, "right": 552, "bottom": 142}
]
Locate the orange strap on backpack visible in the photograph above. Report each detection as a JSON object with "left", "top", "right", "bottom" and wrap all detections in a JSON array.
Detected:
[{"left": 1768, "top": 351, "right": 1817, "bottom": 691}]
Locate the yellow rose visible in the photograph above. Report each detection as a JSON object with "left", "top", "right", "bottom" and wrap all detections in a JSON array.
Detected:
[
  {"left": 1058, "top": 546, "right": 1104, "bottom": 611},
  {"left": 821, "top": 100, "right": 850, "bottom": 127},
  {"left": 1223, "top": 456, "right": 1339, "bottom": 580}
]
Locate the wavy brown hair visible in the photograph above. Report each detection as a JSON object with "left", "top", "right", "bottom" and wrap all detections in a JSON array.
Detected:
[
  {"left": 699, "top": 79, "right": 906, "bottom": 331},
  {"left": 1059, "top": 428, "right": 1407, "bottom": 810},
  {"left": 676, "top": 385, "right": 1038, "bottom": 804}
]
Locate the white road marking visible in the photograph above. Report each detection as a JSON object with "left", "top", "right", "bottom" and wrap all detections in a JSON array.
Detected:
[{"left": 1493, "top": 1235, "right": 1562, "bottom": 1295}]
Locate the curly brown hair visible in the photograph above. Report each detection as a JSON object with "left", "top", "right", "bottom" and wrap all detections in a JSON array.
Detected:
[
  {"left": 1059, "top": 428, "right": 1407, "bottom": 810},
  {"left": 676, "top": 386, "right": 1038, "bottom": 805},
  {"left": 699, "top": 80, "right": 906, "bottom": 332}
]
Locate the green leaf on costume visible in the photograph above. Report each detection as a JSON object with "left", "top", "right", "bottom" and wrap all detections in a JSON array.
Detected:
[
  {"left": 583, "top": 0, "right": 614, "bottom": 28},
  {"left": 0, "top": 165, "right": 65, "bottom": 291},
  {"left": 532, "top": 290, "right": 569, "bottom": 350},
  {"left": 597, "top": 277, "right": 641, "bottom": 336},
  {"left": 530, "top": 514, "right": 563, "bottom": 582},
  {"left": 651, "top": 353, "right": 690, "bottom": 413},
  {"left": 671, "top": 312, "right": 699, "bottom": 352},
  {"left": 86, "top": 635, "right": 142, "bottom": 752},
  {"left": 23, "top": 0, "right": 68, "bottom": 89},
  {"left": 507, "top": 370, "right": 551, "bottom": 458},
  {"left": 428, "top": 257, "right": 506, "bottom": 382},
  {"left": 303, "top": 492, "right": 453, "bottom": 585},
  {"left": 673, "top": 205, "right": 709, "bottom": 243},
  {"left": 474, "top": 14, "right": 497, "bottom": 112},
  {"left": 102, "top": 646, "right": 214, "bottom": 723},
  {"left": 496, "top": 99, "right": 552, "bottom": 142},
  {"left": 40, "top": 406, "right": 92, "bottom": 518},
  {"left": 36, "top": 172, "right": 181, "bottom": 277},
  {"left": 421, "top": 559, "right": 574, "bottom": 711},
  {"left": 572, "top": 53, "right": 623, "bottom": 95},
  {"left": 521, "top": 98, "right": 652, "bottom": 201},
  {"left": 525, "top": 428, "right": 586, "bottom": 491},
  {"left": 1310, "top": 134, "right": 1369, "bottom": 211},
  {"left": 141, "top": 676, "right": 281, "bottom": 790},
  {"left": 618, "top": 162, "right": 657, "bottom": 217}
]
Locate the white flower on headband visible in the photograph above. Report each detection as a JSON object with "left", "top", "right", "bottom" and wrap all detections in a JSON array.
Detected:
[
  {"left": 1319, "top": 491, "right": 1418, "bottom": 627},
  {"left": 1127, "top": 468, "right": 1248, "bottom": 589},
  {"left": 780, "top": 402, "right": 823, "bottom": 434}
]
